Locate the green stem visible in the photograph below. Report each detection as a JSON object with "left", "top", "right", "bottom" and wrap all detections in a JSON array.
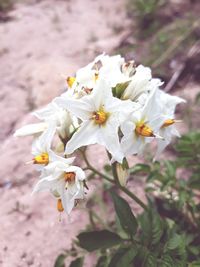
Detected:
[
  {"left": 80, "top": 149, "right": 148, "bottom": 211},
  {"left": 79, "top": 149, "right": 114, "bottom": 184},
  {"left": 119, "top": 185, "right": 148, "bottom": 211},
  {"left": 108, "top": 152, "right": 148, "bottom": 211}
]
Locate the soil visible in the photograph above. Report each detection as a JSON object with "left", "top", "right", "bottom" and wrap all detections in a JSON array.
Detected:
[
  {"left": 0, "top": 0, "right": 130, "bottom": 266},
  {"left": 0, "top": 0, "right": 199, "bottom": 266}
]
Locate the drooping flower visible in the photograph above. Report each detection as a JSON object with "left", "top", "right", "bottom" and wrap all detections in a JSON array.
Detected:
[{"left": 33, "top": 161, "right": 86, "bottom": 214}]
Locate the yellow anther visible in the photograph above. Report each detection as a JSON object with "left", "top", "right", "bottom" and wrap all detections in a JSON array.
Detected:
[
  {"left": 135, "top": 122, "right": 155, "bottom": 137},
  {"left": 66, "top": 76, "right": 76, "bottom": 88},
  {"left": 33, "top": 153, "right": 49, "bottom": 165},
  {"left": 162, "top": 119, "right": 175, "bottom": 128},
  {"left": 57, "top": 199, "right": 64, "bottom": 212},
  {"left": 92, "top": 109, "right": 108, "bottom": 125},
  {"left": 94, "top": 71, "right": 99, "bottom": 82},
  {"left": 64, "top": 172, "right": 76, "bottom": 183}
]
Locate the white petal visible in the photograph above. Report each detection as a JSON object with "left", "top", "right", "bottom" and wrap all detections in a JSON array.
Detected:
[
  {"left": 32, "top": 124, "right": 56, "bottom": 155},
  {"left": 49, "top": 150, "right": 75, "bottom": 165},
  {"left": 121, "top": 120, "right": 135, "bottom": 136},
  {"left": 14, "top": 122, "right": 47, "bottom": 137},
  {"left": 65, "top": 121, "right": 99, "bottom": 154},
  {"left": 154, "top": 139, "right": 169, "bottom": 160},
  {"left": 55, "top": 96, "right": 93, "bottom": 120},
  {"left": 92, "top": 79, "right": 113, "bottom": 110},
  {"left": 121, "top": 133, "right": 143, "bottom": 156},
  {"left": 99, "top": 116, "right": 124, "bottom": 163},
  {"left": 60, "top": 188, "right": 75, "bottom": 215},
  {"left": 32, "top": 175, "right": 57, "bottom": 194}
]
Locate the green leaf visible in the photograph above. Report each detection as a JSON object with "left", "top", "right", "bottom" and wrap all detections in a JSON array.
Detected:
[
  {"left": 160, "top": 255, "right": 174, "bottom": 267},
  {"left": 129, "top": 163, "right": 150, "bottom": 175},
  {"left": 54, "top": 254, "right": 66, "bottom": 267},
  {"left": 144, "top": 253, "right": 157, "bottom": 267},
  {"left": 167, "top": 234, "right": 183, "bottom": 250},
  {"left": 108, "top": 248, "right": 129, "bottom": 267},
  {"left": 140, "top": 208, "right": 163, "bottom": 245},
  {"left": 77, "top": 230, "right": 122, "bottom": 252},
  {"left": 69, "top": 257, "right": 84, "bottom": 267},
  {"left": 188, "top": 246, "right": 200, "bottom": 256},
  {"left": 104, "top": 164, "right": 112, "bottom": 173},
  {"left": 110, "top": 191, "right": 138, "bottom": 236},
  {"left": 112, "top": 81, "right": 130, "bottom": 98},
  {"left": 95, "top": 256, "right": 107, "bottom": 267},
  {"left": 164, "top": 161, "right": 176, "bottom": 179},
  {"left": 116, "top": 247, "right": 138, "bottom": 267},
  {"left": 189, "top": 261, "right": 200, "bottom": 267},
  {"left": 188, "top": 174, "right": 200, "bottom": 189}
]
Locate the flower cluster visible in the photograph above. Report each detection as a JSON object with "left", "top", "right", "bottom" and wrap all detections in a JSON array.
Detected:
[{"left": 14, "top": 54, "right": 185, "bottom": 215}]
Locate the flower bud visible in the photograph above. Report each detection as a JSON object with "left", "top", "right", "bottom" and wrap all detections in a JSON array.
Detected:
[{"left": 116, "top": 162, "right": 129, "bottom": 187}]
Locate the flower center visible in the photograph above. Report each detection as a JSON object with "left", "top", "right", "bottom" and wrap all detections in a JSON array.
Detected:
[
  {"left": 33, "top": 153, "right": 49, "bottom": 165},
  {"left": 92, "top": 109, "right": 108, "bottom": 125},
  {"left": 135, "top": 121, "right": 155, "bottom": 137},
  {"left": 57, "top": 199, "right": 64, "bottom": 212},
  {"left": 64, "top": 172, "right": 76, "bottom": 183},
  {"left": 162, "top": 119, "right": 175, "bottom": 128},
  {"left": 66, "top": 76, "right": 76, "bottom": 88}
]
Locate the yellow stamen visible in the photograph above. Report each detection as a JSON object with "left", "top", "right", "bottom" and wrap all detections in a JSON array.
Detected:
[
  {"left": 162, "top": 119, "right": 182, "bottom": 128},
  {"left": 94, "top": 71, "right": 99, "bottom": 82},
  {"left": 92, "top": 109, "right": 108, "bottom": 125},
  {"left": 66, "top": 76, "right": 76, "bottom": 88},
  {"left": 33, "top": 153, "right": 49, "bottom": 165},
  {"left": 57, "top": 199, "right": 64, "bottom": 212},
  {"left": 64, "top": 172, "right": 76, "bottom": 183},
  {"left": 162, "top": 119, "right": 175, "bottom": 128},
  {"left": 135, "top": 122, "right": 155, "bottom": 137}
]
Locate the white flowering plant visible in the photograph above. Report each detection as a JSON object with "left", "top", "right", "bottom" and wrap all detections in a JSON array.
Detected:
[{"left": 15, "top": 54, "right": 200, "bottom": 266}]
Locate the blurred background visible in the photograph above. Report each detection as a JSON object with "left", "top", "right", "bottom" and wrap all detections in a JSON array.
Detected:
[{"left": 0, "top": 0, "right": 199, "bottom": 266}]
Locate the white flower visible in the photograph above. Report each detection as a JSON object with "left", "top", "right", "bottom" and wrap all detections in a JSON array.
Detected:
[
  {"left": 98, "top": 54, "right": 126, "bottom": 87},
  {"left": 121, "top": 65, "right": 163, "bottom": 101},
  {"left": 34, "top": 101, "right": 78, "bottom": 139},
  {"left": 97, "top": 55, "right": 163, "bottom": 102},
  {"left": 154, "top": 90, "right": 186, "bottom": 159},
  {"left": 33, "top": 161, "right": 86, "bottom": 214},
  {"left": 14, "top": 102, "right": 78, "bottom": 143},
  {"left": 121, "top": 89, "right": 165, "bottom": 156},
  {"left": 66, "top": 54, "right": 105, "bottom": 97},
  {"left": 31, "top": 125, "right": 75, "bottom": 169},
  {"left": 56, "top": 79, "right": 137, "bottom": 163}
]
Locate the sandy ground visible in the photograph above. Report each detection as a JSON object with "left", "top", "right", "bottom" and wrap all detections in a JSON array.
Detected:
[
  {"left": 0, "top": 0, "right": 199, "bottom": 266},
  {"left": 0, "top": 0, "right": 131, "bottom": 266}
]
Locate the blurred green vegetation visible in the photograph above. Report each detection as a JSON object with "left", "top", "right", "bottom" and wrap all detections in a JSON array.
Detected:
[
  {"left": 54, "top": 129, "right": 200, "bottom": 267},
  {"left": 0, "top": 0, "right": 13, "bottom": 12},
  {"left": 117, "top": 0, "right": 200, "bottom": 84}
]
